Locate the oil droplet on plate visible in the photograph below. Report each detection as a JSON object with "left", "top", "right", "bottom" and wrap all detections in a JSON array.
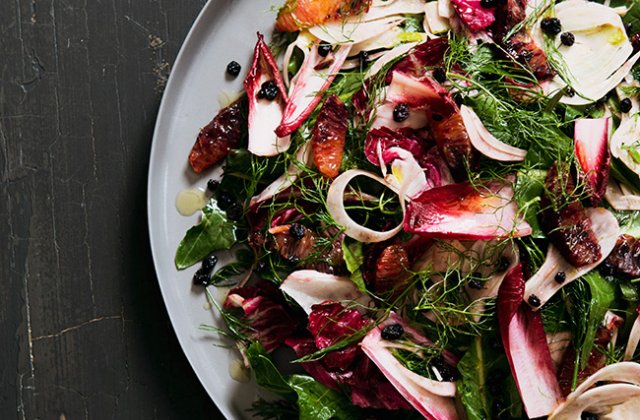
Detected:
[
  {"left": 228, "top": 359, "right": 251, "bottom": 383},
  {"left": 176, "top": 188, "right": 207, "bottom": 216}
]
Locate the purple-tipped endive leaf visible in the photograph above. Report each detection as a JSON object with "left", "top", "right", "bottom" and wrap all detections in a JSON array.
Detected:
[
  {"left": 404, "top": 178, "right": 532, "bottom": 240},
  {"left": 276, "top": 42, "right": 351, "bottom": 136},
  {"left": 498, "top": 263, "right": 563, "bottom": 418},
  {"left": 244, "top": 33, "right": 290, "bottom": 156},
  {"left": 575, "top": 118, "right": 611, "bottom": 205}
]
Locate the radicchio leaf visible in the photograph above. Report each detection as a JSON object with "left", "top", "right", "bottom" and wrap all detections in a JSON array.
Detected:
[
  {"left": 286, "top": 335, "right": 412, "bottom": 410},
  {"left": 392, "top": 37, "right": 449, "bottom": 78},
  {"left": 276, "top": 42, "right": 352, "bottom": 136},
  {"left": 574, "top": 118, "right": 611, "bottom": 205},
  {"left": 497, "top": 264, "right": 562, "bottom": 418},
  {"left": 404, "top": 178, "right": 532, "bottom": 240},
  {"left": 450, "top": 0, "right": 496, "bottom": 32},
  {"left": 307, "top": 301, "right": 367, "bottom": 371},
  {"left": 364, "top": 127, "right": 425, "bottom": 166},
  {"left": 224, "top": 281, "right": 299, "bottom": 352},
  {"left": 244, "top": 33, "right": 290, "bottom": 156}
]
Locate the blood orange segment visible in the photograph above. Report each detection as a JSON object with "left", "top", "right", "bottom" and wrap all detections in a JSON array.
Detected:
[
  {"left": 275, "top": 0, "right": 370, "bottom": 32},
  {"left": 311, "top": 94, "right": 348, "bottom": 178}
]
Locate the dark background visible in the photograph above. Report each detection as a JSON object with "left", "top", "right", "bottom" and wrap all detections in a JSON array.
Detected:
[{"left": 1, "top": 1, "right": 224, "bottom": 418}]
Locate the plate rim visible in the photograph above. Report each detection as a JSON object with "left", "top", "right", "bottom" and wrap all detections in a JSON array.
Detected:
[{"left": 146, "top": 0, "right": 234, "bottom": 418}]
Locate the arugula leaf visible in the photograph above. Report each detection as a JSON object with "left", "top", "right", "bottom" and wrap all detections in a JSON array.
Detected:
[
  {"left": 175, "top": 199, "right": 237, "bottom": 269},
  {"left": 246, "top": 342, "right": 358, "bottom": 420},
  {"left": 578, "top": 273, "right": 616, "bottom": 368},
  {"left": 341, "top": 239, "right": 367, "bottom": 292},
  {"left": 457, "top": 336, "right": 493, "bottom": 420},
  {"left": 288, "top": 375, "right": 356, "bottom": 420},
  {"left": 246, "top": 342, "right": 294, "bottom": 397}
]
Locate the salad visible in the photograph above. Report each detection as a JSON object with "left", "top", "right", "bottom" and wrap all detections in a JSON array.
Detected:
[{"left": 174, "top": 0, "right": 640, "bottom": 418}]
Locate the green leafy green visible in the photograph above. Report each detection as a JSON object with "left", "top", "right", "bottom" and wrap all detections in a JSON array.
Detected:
[
  {"left": 175, "top": 200, "right": 237, "bottom": 269},
  {"left": 611, "top": 157, "right": 640, "bottom": 194},
  {"left": 457, "top": 336, "right": 493, "bottom": 420},
  {"left": 246, "top": 342, "right": 357, "bottom": 420},
  {"left": 288, "top": 375, "right": 356, "bottom": 420},
  {"left": 209, "top": 248, "right": 255, "bottom": 285},
  {"left": 341, "top": 239, "right": 367, "bottom": 292},
  {"left": 246, "top": 342, "right": 294, "bottom": 396},
  {"left": 578, "top": 273, "right": 617, "bottom": 368}
]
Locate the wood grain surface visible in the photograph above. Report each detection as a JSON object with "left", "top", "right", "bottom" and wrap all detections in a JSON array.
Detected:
[{"left": 1, "top": 1, "right": 223, "bottom": 418}]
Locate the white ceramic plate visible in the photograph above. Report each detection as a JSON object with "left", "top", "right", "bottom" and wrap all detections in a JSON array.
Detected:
[{"left": 147, "top": 1, "right": 280, "bottom": 418}]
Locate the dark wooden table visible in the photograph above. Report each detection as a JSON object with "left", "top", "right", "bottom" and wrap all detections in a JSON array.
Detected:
[{"left": 1, "top": 1, "right": 224, "bottom": 418}]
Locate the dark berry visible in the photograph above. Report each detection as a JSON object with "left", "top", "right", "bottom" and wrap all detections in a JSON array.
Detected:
[
  {"left": 207, "top": 179, "right": 220, "bottom": 192},
  {"left": 289, "top": 223, "right": 306, "bottom": 240},
  {"left": 202, "top": 254, "right": 218, "bottom": 271},
  {"left": 226, "top": 61, "right": 241, "bottom": 77},
  {"left": 257, "top": 81, "right": 279, "bottom": 101},
  {"left": 430, "top": 357, "right": 459, "bottom": 382},
  {"left": 497, "top": 257, "right": 510, "bottom": 272},
  {"left": 255, "top": 260, "right": 266, "bottom": 272},
  {"left": 560, "top": 32, "right": 575, "bottom": 46},
  {"left": 193, "top": 268, "right": 210, "bottom": 286},
  {"left": 359, "top": 51, "right": 370, "bottom": 65},
  {"left": 468, "top": 279, "right": 483, "bottom": 290},
  {"left": 432, "top": 67, "right": 446, "bottom": 83},
  {"left": 432, "top": 113, "right": 443, "bottom": 122},
  {"left": 621, "top": 98, "right": 633, "bottom": 113},
  {"left": 393, "top": 103, "right": 410, "bottom": 122},
  {"left": 633, "top": 33, "right": 640, "bottom": 54},
  {"left": 581, "top": 412, "right": 598, "bottom": 420},
  {"left": 565, "top": 86, "right": 575, "bottom": 97},
  {"left": 541, "top": 17, "right": 562, "bottom": 36},
  {"left": 217, "top": 191, "right": 233, "bottom": 210},
  {"left": 318, "top": 42, "right": 332, "bottom": 57},
  {"left": 226, "top": 203, "right": 243, "bottom": 221},
  {"left": 381, "top": 323, "right": 404, "bottom": 340},
  {"left": 554, "top": 271, "right": 566, "bottom": 284},
  {"left": 286, "top": 255, "right": 300, "bottom": 266},
  {"left": 528, "top": 294, "right": 541, "bottom": 307},
  {"left": 480, "top": 0, "right": 496, "bottom": 8}
]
